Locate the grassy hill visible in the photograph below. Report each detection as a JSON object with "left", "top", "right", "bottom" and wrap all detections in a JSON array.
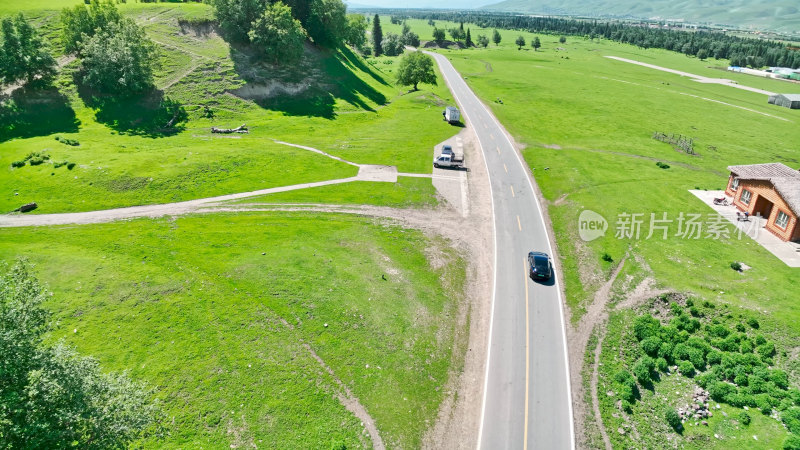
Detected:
[{"left": 482, "top": 0, "right": 800, "bottom": 34}]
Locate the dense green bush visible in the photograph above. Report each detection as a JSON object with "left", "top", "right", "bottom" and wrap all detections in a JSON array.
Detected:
[
  {"left": 739, "top": 411, "right": 751, "bottom": 425},
  {"left": 633, "top": 356, "right": 655, "bottom": 384},
  {"left": 641, "top": 336, "right": 661, "bottom": 356},
  {"left": 784, "top": 434, "right": 800, "bottom": 450},
  {"left": 665, "top": 407, "right": 682, "bottom": 432},
  {"left": 748, "top": 318, "right": 760, "bottom": 329},
  {"left": 677, "top": 360, "right": 695, "bottom": 377},
  {"left": 783, "top": 407, "right": 800, "bottom": 434},
  {"left": 55, "top": 136, "right": 79, "bottom": 146}
]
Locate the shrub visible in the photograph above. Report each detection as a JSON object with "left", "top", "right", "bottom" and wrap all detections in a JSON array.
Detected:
[
  {"left": 11, "top": 160, "right": 25, "bottom": 168},
  {"left": 755, "top": 335, "right": 767, "bottom": 345},
  {"left": 641, "top": 336, "right": 662, "bottom": 356},
  {"left": 756, "top": 394, "right": 774, "bottom": 415},
  {"left": 633, "top": 357, "right": 655, "bottom": 384},
  {"left": 618, "top": 384, "right": 636, "bottom": 403},
  {"left": 757, "top": 342, "right": 776, "bottom": 358},
  {"left": 621, "top": 400, "right": 633, "bottom": 413},
  {"left": 735, "top": 323, "right": 746, "bottom": 333},
  {"left": 740, "top": 339, "right": 753, "bottom": 353},
  {"left": 771, "top": 370, "right": 789, "bottom": 390},
  {"left": 706, "top": 350, "right": 722, "bottom": 365},
  {"left": 656, "top": 357, "right": 668, "bottom": 373},
  {"left": 54, "top": 136, "right": 79, "bottom": 146},
  {"left": 747, "top": 318, "right": 760, "bottom": 329},
  {"left": 658, "top": 341, "right": 674, "bottom": 361},
  {"left": 784, "top": 435, "right": 800, "bottom": 450},
  {"left": 696, "top": 371, "right": 719, "bottom": 388},
  {"left": 730, "top": 261, "right": 742, "bottom": 271},
  {"left": 614, "top": 370, "right": 634, "bottom": 385},
  {"left": 67, "top": 163, "right": 76, "bottom": 170},
  {"left": 27, "top": 152, "right": 49, "bottom": 166},
  {"left": 665, "top": 407, "right": 682, "bottom": 432},
  {"left": 656, "top": 161, "right": 670, "bottom": 169},
  {"left": 739, "top": 411, "right": 751, "bottom": 425},
  {"left": 782, "top": 407, "right": 800, "bottom": 434},
  {"left": 633, "top": 315, "right": 660, "bottom": 341},
  {"left": 709, "top": 381, "right": 736, "bottom": 401},
  {"left": 678, "top": 360, "right": 695, "bottom": 377},
  {"left": 689, "top": 306, "right": 701, "bottom": 317},
  {"left": 709, "top": 324, "right": 730, "bottom": 338},
  {"left": 601, "top": 252, "right": 613, "bottom": 262}
]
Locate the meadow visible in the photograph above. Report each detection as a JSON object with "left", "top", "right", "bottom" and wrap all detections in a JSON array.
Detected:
[
  {"left": 0, "top": 212, "right": 467, "bottom": 448},
  {"left": 1, "top": 5, "right": 457, "bottom": 214},
  {"left": 417, "top": 19, "right": 800, "bottom": 447}
]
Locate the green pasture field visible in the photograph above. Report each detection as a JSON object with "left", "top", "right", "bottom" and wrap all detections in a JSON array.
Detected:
[
  {"left": 2, "top": 4, "right": 456, "bottom": 213},
  {"left": 428, "top": 20, "right": 800, "bottom": 448},
  {"left": 0, "top": 212, "right": 467, "bottom": 448},
  {"left": 437, "top": 30, "right": 800, "bottom": 328}
]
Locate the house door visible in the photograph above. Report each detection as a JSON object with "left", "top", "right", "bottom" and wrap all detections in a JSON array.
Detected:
[{"left": 753, "top": 195, "right": 774, "bottom": 220}]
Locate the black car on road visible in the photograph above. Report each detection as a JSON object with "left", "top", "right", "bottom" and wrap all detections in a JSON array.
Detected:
[{"left": 528, "top": 251, "right": 553, "bottom": 281}]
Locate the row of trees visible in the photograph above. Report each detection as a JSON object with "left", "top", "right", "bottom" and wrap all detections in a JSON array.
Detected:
[
  {"left": 387, "top": 10, "right": 800, "bottom": 69},
  {"left": 370, "top": 15, "right": 419, "bottom": 57},
  {"left": 213, "top": 0, "right": 370, "bottom": 63}
]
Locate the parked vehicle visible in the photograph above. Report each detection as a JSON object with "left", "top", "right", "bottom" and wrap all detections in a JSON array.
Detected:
[
  {"left": 528, "top": 251, "right": 553, "bottom": 280},
  {"left": 443, "top": 106, "right": 460, "bottom": 124},
  {"left": 433, "top": 145, "right": 465, "bottom": 169}
]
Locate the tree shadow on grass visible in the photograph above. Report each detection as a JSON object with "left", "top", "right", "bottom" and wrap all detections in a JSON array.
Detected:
[
  {"left": 228, "top": 44, "right": 387, "bottom": 119},
  {"left": 77, "top": 84, "right": 187, "bottom": 138},
  {"left": 0, "top": 88, "right": 79, "bottom": 143}
]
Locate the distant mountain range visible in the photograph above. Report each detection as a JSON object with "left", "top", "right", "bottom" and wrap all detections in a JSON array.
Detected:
[{"left": 481, "top": 0, "right": 800, "bottom": 33}]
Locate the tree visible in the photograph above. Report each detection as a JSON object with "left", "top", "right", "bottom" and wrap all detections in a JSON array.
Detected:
[
  {"left": 477, "top": 34, "right": 489, "bottom": 48},
  {"left": 515, "top": 35, "right": 525, "bottom": 50},
  {"left": 344, "top": 14, "right": 368, "bottom": 48},
  {"left": 492, "top": 29, "right": 501, "bottom": 45},
  {"left": 211, "top": 0, "right": 268, "bottom": 43},
  {"left": 401, "top": 31, "right": 420, "bottom": 48},
  {"left": 395, "top": 51, "right": 436, "bottom": 91},
  {"left": 532, "top": 36, "right": 541, "bottom": 51},
  {"left": 249, "top": 2, "right": 305, "bottom": 63},
  {"left": 306, "top": 0, "right": 346, "bottom": 48},
  {"left": 0, "top": 14, "right": 57, "bottom": 87},
  {"left": 382, "top": 32, "right": 403, "bottom": 56},
  {"left": 371, "top": 14, "right": 382, "bottom": 56},
  {"left": 449, "top": 27, "right": 464, "bottom": 42},
  {"left": 696, "top": 48, "right": 709, "bottom": 60},
  {"left": 0, "top": 261, "right": 162, "bottom": 448},
  {"left": 78, "top": 19, "right": 157, "bottom": 95},
  {"left": 432, "top": 27, "right": 445, "bottom": 43},
  {"left": 60, "top": 0, "right": 122, "bottom": 54},
  {"left": 559, "top": 35, "right": 567, "bottom": 44},
  {"left": 465, "top": 28, "right": 473, "bottom": 47}
]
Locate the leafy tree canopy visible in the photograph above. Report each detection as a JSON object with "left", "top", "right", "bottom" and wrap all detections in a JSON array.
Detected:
[
  {"left": 0, "top": 14, "right": 57, "bottom": 87},
  {"left": 0, "top": 261, "right": 162, "bottom": 448},
  {"left": 249, "top": 1, "right": 306, "bottom": 63},
  {"left": 395, "top": 51, "right": 436, "bottom": 91},
  {"left": 60, "top": 0, "right": 122, "bottom": 54}
]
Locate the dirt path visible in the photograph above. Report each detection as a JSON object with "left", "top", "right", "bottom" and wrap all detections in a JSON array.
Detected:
[
  {"left": 604, "top": 56, "right": 776, "bottom": 96},
  {"left": 1, "top": 133, "right": 495, "bottom": 448}
]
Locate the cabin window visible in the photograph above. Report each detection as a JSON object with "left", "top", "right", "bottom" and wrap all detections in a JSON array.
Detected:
[
  {"left": 731, "top": 178, "right": 739, "bottom": 191},
  {"left": 776, "top": 211, "right": 790, "bottom": 229},
  {"left": 740, "top": 189, "right": 752, "bottom": 205}
]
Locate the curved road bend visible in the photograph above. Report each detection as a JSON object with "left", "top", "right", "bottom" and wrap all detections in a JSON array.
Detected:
[{"left": 427, "top": 52, "right": 574, "bottom": 450}]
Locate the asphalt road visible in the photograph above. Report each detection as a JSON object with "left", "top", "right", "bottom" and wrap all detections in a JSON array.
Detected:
[{"left": 427, "top": 52, "right": 574, "bottom": 450}]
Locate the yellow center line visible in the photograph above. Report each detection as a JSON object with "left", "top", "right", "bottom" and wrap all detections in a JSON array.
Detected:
[
  {"left": 503, "top": 164, "right": 508, "bottom": 173},
  {"left": 510, "top": 185, "right": 515, "bottom": 197},
  {"left": 523, "top": 258, "right": 530, "bottom": 450},
  {"left": 517, "top": 215, "right": 522, "bottom": 231}
]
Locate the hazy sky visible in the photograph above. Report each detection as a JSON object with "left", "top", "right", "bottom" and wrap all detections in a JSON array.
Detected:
[{"left": 345, "top": 0, "right": 495, "bottom": 9}]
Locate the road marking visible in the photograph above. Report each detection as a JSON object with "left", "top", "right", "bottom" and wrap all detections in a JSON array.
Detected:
[
  {"left": 490, "top": 133, "right": 495, "bottom": 140},
  {"left": 503, "top": 164, "right": 508, "bottom": 173},
  {"left": 517, "top": 215, "right": 522, "bottom": 231},
  {"left": 483, "top": 123, "right": 488, "bottom": 129},
  {"left": 496, "top": 146, "right": 501, "bottom": 155},
  {"left": 510, "top": 185, "right": 515, "bottom": 197},
  {"left": 523, "top": 258, "right": 530, "bottom": 450}
]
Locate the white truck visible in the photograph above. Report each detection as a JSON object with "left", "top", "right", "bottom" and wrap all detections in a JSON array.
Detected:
[
  {"left": 443, "top": 106, "right": 460, "bottom": 124},
  {"left": 433, "top": 145, "right": 465, "bottom": 168}
]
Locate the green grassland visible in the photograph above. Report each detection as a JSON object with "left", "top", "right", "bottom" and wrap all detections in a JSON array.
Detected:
[
  {"left": 424, "top": 22, "right": 800, "bottom": 447},
  {"left": 0, "top": 212, "right": 467, "bottom": 448},
  {"left": 2, "top": 5, "right": 457, "bottom": 213}
]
